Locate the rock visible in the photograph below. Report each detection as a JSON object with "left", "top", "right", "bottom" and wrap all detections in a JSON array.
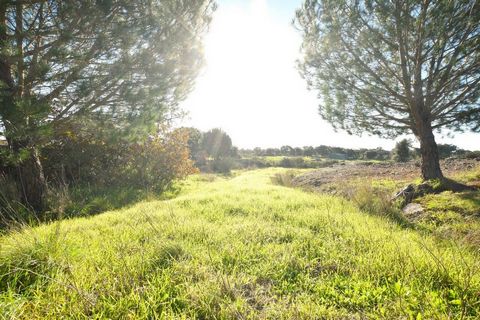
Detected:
[{"left": 403, "top": 203, "right": 424, "bottom": 219}]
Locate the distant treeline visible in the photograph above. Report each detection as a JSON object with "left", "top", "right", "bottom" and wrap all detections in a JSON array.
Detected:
[
  {"left": 237, "top": 144, "right": 478, "bottom": 161},
  {"left": 183, "top": 127, "right": 479, "bottom": 174}
]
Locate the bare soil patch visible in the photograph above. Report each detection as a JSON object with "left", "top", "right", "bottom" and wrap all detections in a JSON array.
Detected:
[{"left": 292, "top": 158, "right": 480, "bottom": 189}]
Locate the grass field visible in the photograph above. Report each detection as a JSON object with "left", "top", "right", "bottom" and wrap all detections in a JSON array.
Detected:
[{"left": 1, "top": 169, "right": 480, "bottom": 319}]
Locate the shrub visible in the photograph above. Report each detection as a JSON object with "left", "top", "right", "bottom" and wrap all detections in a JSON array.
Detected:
[
  {"left": 363, "top": 150, "right": 379, "bottom": 160},
  {"left": 279, "top": 157, "right": 306, "bottom": 168},
  {"left": 391, "top": 139, "right": 411, "bottom": 162},
  {"left": 202, "top": 129, "right": 233, "bottom": 159},
  {"left": 1, "top": 126, "right": 198, "bottom": 227},
  {"left": 464, "top": 150, "right": 480, "bottom": 159},
  {"left": 124, "top": 129, "right": 198, "bottom": 192},
  {"left": 210, "top": 158, "right": 236, "bottom": 174},
  {"left": 437, "top": 144, "right": 458, "bottom": 159},
  {"left": 43, "top": 127, "right": 197, "bottom": 192}
]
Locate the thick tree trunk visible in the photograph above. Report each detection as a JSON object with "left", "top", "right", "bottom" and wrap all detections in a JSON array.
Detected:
[
  {"left": 416, "top": 122, "right": 443, "bottom": 181},
  {"left": 410, "top": 78, "right": 444, "bottom": 181}
]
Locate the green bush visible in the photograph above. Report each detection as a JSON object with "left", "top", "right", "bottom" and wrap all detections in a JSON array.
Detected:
[
  {"left": 0, "top": 127, "right": 198, "bottom": 227},
  {"left": 279, "top": 157, "right": 305, "bottom": 168},
  {"left": 210, "top": 158, "right": 236, "bottom": 174},
  {"left": 43, "top": 128, "right": 197, "bottom": 192},
  {"left": 464, "top": 151, "right": 480, "bottom": 159},
  {"left": 391, "top": 139, "right": 411, "bottom": 162}
]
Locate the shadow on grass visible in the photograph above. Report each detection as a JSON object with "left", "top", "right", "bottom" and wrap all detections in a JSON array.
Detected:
[
  {"left": 457, "top": 191, "right": 480, "bottom": 215},
  {"left": 438, "top": 177, "right": 478, "bottom": 193},
  {"left": 63, "top": 183, "right": 184, "bottom": 219}
]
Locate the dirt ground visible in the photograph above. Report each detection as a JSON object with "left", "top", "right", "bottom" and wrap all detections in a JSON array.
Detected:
[{"left": 292, "top": 158, "right": 480, "bottom": 188}]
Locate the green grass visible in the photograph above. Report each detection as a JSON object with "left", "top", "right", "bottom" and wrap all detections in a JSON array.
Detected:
[
  {"left": 237, "top": 156, "right": 340, "bottom": 169},
  {"left": 413, "top": 190, "right": 480, "bottom": 247},
  {"left": 409, "top": 166, "right": 480, "bottom": 247},
  {"left": 1, "top": 169, "right": 480, "bottom": 318},
  {"left": 307, "top": 164, "right": 480, "bottom": 248},
  {"left": 64, "top": 183, "right": 183, "bottom": 218}
]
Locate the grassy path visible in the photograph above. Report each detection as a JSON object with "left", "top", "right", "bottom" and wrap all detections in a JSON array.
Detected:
[{"left": 1, "top": 169, "right": 479, "bottom": 319}]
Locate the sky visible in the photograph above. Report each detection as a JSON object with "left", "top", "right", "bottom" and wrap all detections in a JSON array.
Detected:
[{"left": 181, "top": 0, "right": 480, "bottom": 151}]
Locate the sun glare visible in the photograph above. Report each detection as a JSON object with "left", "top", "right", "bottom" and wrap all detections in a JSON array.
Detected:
[
  {"left": 182, "top": 0, "right": 479, "bottom": 151},
  {"left": 183, "top": 0, "right": 323, "bottom": 148},
  {"left": 183, "top": 0, "right": 398, "bottom": 150}
]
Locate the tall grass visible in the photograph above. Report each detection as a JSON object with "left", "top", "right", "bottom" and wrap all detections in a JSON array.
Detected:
[
  {"left": 270, "top": 170, "right": 300, "bottom": 187},
  {"left": 0, "top": 169, "right": 479, "bottom": 318},
  {"left": 0, "top": 173, "right": 40, "bottom": 230}
]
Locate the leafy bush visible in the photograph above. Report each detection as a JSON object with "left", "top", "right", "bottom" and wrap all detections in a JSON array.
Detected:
[
  {"left": 209, "top": 157, "right": 236, "bottom": 174},
  {"left": 279, "top": 157, "right": 305, "bottom": 168},
  {"left": 1, "top": 126, "right": 197, "bottom": 227},
  {"left": 202, "top": 128, "right": 233, "bottom": 160},
  {"left": 437, "top": 144, "right": 458, "bottom": 159},
  {"left": 43, "top": 127, "right": 197, "bottom": 192},
  {"left": 464, "top": 150, "right": 480, "bottom": 159},
  {"left": 391, "top": 139, "right": 411, "bottom": 162}
]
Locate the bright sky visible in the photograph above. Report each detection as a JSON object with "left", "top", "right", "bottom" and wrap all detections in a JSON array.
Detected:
[{"left": 181, "top": 0, "right": 480, "bottom": 151}]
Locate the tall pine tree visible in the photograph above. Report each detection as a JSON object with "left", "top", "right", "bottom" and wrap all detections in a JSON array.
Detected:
[
  {"left": 0, "top": 0, "right": 215, "bottom": 210},
  {"left": 296, "top": 0, "right": 479, "bottom": 180}
]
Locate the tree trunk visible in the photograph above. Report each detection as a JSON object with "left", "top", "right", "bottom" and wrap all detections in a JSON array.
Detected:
[
  {"left": 14, "top": 147, "right": 48, "bottom": 212},
  {"left": 417, "top": 122, "right": 444, "bottom": 181},
  {"left": 6, "top": 137, "right": 49, "bottom": 213}
]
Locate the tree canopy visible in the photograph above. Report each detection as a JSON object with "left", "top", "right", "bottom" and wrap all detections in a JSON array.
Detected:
[
  {"left": 296, "top": 0, "right": 480, "bottom": 180},
  {"left": 1, "top": 0, "right": 215, "bottom": 144},
  {"left": 202, "top": 128, "right": 233, "bottom": 159},
  {"left": 0, "top": 0, "right": 215, "bottom": 210}
]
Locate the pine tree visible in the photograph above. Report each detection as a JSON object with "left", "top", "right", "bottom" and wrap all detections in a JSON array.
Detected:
[
  {"left": 296, "top": 0, "right": 480, "bottom": 180},
  {"left": 0, "top": 0, "right": 215, "bottom": 210}
]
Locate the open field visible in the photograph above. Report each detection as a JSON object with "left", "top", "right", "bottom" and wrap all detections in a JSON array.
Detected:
[
  {"left": 293, "top": 158, "right": 480, "bottom": 187},
  {"left": 235, "top": 156, "right": 340, "bottom": 169},
  {"left": 1, "top": 168, "right": 480, "bottom": 319}
]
